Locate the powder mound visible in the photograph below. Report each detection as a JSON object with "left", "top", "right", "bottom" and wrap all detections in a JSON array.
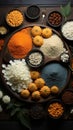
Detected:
[
  {"left": 40, "top": 34, "right": 65, "bottom": 58},
  {"left": 8, "top": 30, "right": 32, "bottom": 59},
  {"left": 41, "top": 63, "right": 68, "bottom": 88}
]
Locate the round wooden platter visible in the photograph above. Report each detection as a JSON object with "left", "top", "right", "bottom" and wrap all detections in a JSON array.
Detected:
[{"left": 0, "top": 24, "right": 71, "bottom": 103}]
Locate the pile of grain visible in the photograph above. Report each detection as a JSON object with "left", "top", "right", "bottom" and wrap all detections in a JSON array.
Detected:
[
  {"left": 2, "top": 59, "right": 32, "bottom": 92},
  {"left": 40, "top": 34, "right": 65, "bottom": 58}
]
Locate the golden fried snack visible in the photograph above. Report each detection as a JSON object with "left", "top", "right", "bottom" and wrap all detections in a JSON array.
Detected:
[
  {"left": 51, "top": 86, "right": 59, "bottom": 94},
  {"left": 34, "top": 78, "right": 45, "bottom": 89},
  {"left": 40, "top": 86, "right": 51, "bottom": 97},
  {"left": 31, "top": 91, "right": 41, "bottom": 101},
  {"left": 30, "top": 71, "right": 40, "bottom": 80},
  {"left": 31, "top": 26, "right": 42, "bottom": 36},
  {"left": 42, "top": 28, "right": 52, "bottom": 38},
  {"left": 20, "top": 89, "right": 30, "bottom": 98},
  {"left": 33, "top": 35, "right": 43, "bottom": 47},
  {"left": 28, "top": 83, "right": 37, "bottom": 92}
]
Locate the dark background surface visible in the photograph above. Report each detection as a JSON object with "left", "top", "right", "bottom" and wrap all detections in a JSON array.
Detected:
[
  {"left": 0, "top": 0, "right": 73, "bottom": 6},
  {"left": 0, "top": 0, "right": 73, "bottom": 130}
]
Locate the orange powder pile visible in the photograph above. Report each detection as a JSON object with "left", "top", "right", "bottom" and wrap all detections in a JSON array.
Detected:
[{"left": 8, "top": 28, "right": 32, "bottom": 59}]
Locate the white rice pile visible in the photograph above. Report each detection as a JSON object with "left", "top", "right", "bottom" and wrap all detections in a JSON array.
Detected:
[
  {"left": 40, "top": 34, "right": 65, "bottom": 58},
  {"left": 61, "top": 21, "right": 73, "bottom": 40},
  {"left": 2, "top": 59, "right": 32, "bottom": 92}
]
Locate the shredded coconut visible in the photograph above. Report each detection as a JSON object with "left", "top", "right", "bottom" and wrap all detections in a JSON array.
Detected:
[
  {"left": 40, "top": 34, "right": 65, "bottom": 58},
  {"left": 62, "top": 21, "right": 73, "bottom": 40},
  {"left": 2, "top": 59, "right": 32, "bottom": 92}
]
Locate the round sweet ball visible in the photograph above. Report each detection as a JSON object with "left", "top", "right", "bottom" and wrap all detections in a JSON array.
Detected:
[
  {"left": 34, "top": 78, "right": 45, "bottom": 89},
  {"left": 31, "top": 26, "right": 42, "bottom": 36},
  {"left": 40, "top": 86, "right": 51, "bottom": 98},
  {"left": 28, "top": 83, "right": 37, "bottom": 92},
  {"left": 30, "top": 71, "right": 40, "bottom": 80},
  {"left": 51, "top": 86, "right": 59, "bottom": 94},
  {"left": 31, "top": 91, "right": 41, "bottom": 101},
  {"left": 33, "top": 35, "right": 43, "bottom": 47},
  {"left": 20, "top": 89, "right": 30, "bottom": 98},
  {"left": 42, "top": 28, "right": 52, "bottom": 38}
]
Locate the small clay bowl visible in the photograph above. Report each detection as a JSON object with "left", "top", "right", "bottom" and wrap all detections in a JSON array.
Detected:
[
  {"left": 47, "top": 99, "right": 65, "bottom": 120},
  {"left": 25, "top": 5, "right": 40, "bottom": 21},
  {"left": 5, "top": 9, "right": 24, "bottom": 29},
  {"left": 0, "top": 26, "right": 8, "bottom": 37},
  {"left": 47, "top": 11, "right": 63, "bottom": 29},
  {"left": 61, "top": 20, "right": 73, "bottom": 44},
  {"left": 25, "top": 49, "right": 44, "bottom": 68},
  {"left": 61, "top": 89, "right": 73, "bottom": 105}
]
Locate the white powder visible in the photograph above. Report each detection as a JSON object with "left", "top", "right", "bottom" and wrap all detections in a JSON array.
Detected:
[
  {"left": 62, "top": 21, "right": 73, "bottom": 40},
  {"left": 2, "top": 59, "right": 32, "bottom": 92},
  {"left": 40, "top": 34, "right": 65, "bottom": 58}
]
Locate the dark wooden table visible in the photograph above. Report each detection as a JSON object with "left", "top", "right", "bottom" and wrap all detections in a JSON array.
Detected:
[{"left": 0, "top": 3, "right": 73, "bottom": 130}]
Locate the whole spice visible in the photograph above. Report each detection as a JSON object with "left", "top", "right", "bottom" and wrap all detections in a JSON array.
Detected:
[
  {"left": 48, "top": 11, "right": 62, "bottom": 27},
  {"left": 8, "top": 29, "right": 32, "bottom": 59}
]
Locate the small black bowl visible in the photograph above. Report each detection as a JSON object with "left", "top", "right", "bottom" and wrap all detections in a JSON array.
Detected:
[
  {"left": 61, "top": 20, "right": 73, "bottom": 44},
  {"left": 25, "top": 49, "right": 44, "bottom": 68},
  {"left": 25, "top": 5, "right": 40, "bottom": 21},
  {"left": 47, "top": 99, "right": 65, "bottom": 120},
  {"left": 61, "top": 89, "right": 73, "bottom": 105},
  {"left": 0, "top": 26, "right": 8, "bottom": 37},
  {"left": 47, "top": 10, "right": 63, "bottom": 29}
]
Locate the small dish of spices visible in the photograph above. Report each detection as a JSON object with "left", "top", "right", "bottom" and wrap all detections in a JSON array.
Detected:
[
  {"left": 61, "top": 20, "right": 73, "bottom": 44},
  {"left": 6, "top": 9, "right": 24, "bottom": 28},
  {"left": 25, "top": 49, "right": 44, "bottom": 68},
  {"left": 47, "top": 11, "right": 63, "bottom": 29},
  {"left": 61, "top": 89, "right": 73, "bottom": 105},
  {"left": 47, "top": 99, "right": 64, "bottom": 119},
  {"left": 0, "top": 26, "right": 8, "bottom": 37},
  {"left": 25, "top": 5, "right": 40, "bottom": 21}
]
